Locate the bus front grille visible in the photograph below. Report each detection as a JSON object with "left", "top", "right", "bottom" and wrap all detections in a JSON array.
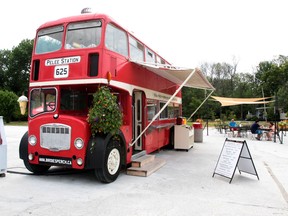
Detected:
[{"left": 40, "top": 124, "right": 71, "bottom": 151}]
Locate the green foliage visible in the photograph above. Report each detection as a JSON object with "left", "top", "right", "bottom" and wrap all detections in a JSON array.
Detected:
[
  {"left": 255, "top": 55, "right": 288, "bottom": 115},
  {"left": 182, "top": 87, "right": 213, "bottom": 120},
  {"left": 0, "top": 90, "right": 18, "bottom": 123},
  {"left": 8, "top": 39, "right": 33, "bottom": 95},
  {"left": 201, "top": 56, "right": 288, "bottom": 120},
  {"left": 87, "top": 86, "right": 122, "bottom": 136},
  {"left": 0, "top": 39, "right": 33, "bottom": 95},
  {"left": 227, "top": 111, "right": 236, "bottom": 121},
  {"left": 0, "top": 49, "right": 11, "bottom": 89}
]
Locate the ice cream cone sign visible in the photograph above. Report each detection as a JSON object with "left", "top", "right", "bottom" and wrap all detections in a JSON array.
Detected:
[{"left": 17, "top": 95, "right": 28, "bottom": 115}]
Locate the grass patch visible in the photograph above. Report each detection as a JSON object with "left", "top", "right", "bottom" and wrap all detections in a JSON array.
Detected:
[{"left": 5, "top": 121, "right": 28, "bottom": 126}]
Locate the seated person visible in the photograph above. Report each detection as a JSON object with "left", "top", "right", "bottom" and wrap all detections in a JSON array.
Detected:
[
  {"left": 250, "top": 120, "right": 263, "bottom": 140},
  {"left": 229, "top": 119, "right": 240, "bottom": 136},
  {"left": 229, "top": 119, "right": 237, "bottom": 128},
  {"left": 266, "top": 122, "right": 275, "bottom": 141}
]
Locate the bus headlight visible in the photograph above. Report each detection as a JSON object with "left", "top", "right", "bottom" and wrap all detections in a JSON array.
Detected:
[
  {"left": 28, "top": 135, "right": 37, "bottom": 146},
  {"left": 74, "top": 138, "right": 84, "bottom": 149}
]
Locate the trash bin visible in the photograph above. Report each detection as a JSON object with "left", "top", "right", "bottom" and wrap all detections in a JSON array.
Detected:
[{"left": 193, "top": 122, "right": 203, "bottom": 143}]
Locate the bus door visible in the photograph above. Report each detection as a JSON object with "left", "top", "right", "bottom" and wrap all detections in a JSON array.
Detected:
[{"left": 133, "top": 91, "right": 143, "bottom": 151}]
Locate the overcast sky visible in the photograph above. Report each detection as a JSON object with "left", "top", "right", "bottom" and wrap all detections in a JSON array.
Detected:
[{"left": 1, "top": 0, "right": 287, "bottom": 72}]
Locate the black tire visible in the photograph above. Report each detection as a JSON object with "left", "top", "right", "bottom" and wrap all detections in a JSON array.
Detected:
[
  {"left": 95, "top": 139, "right": 122, "bottom": 183},
  {"left": 19, "top": 132, "right": 50, "bottom": 174},
  {"left": 23, "top": 158, "right": 51, "bottom": 174}
]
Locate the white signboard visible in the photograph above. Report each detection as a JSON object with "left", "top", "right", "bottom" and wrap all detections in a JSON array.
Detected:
[
  {"left": 213, "top": 138, "right": 259, "bottom": 183},
  {"left": 214, "top": 140, "right": 242, "bottom": 178},
  {"left": 54, "top": 65, "right": 69, "bottom": 78}
]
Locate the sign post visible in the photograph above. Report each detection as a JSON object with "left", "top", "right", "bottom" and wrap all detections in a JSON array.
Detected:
[
  {"left": 0, "top": 116, "right": 7, "bottom": 177},
  {"left": 213, "top": 138, "right": 259, "bottom": 183}
]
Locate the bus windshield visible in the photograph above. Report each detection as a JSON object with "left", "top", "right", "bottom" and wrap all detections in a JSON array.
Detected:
[
  {"left": 60, "top": 89, "right": 88, "bottom": 112},
  {"left": 65, "top": 20, "right": 102, "bottom": 49},
  {"left": 35, "top": 26, "right": 64, "bottom": 54},
  {"left": 30, "top": 88, "right": 57, "bottom": 117}
]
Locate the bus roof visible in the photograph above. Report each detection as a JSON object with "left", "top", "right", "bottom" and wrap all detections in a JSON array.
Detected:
[
  {"left": 38, "top": 13, "right": 114, "bottom": 29},
  {"left": 37, "top": 12, "right": 170, "bottom": 65}
]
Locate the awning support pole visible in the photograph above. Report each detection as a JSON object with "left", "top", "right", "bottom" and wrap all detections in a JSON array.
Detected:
[
  {"left": 187, "top": 90, "right": 214, "bottom": 122},
  {"left": 129, "top": 69, "right": 197, "bottom": 147}
]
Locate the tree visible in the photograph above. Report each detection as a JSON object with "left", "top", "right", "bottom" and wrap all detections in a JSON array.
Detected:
[
  {"left": 256, "top": 55, "right": 288, "bottom": 115},
  {"left": 1, "top": 39, "right": 33, "bottom": 96},
  {"left": 0, "top": 49, "right": 11, "bottom": 89},
  {"left": 0, "top": 90, "right": 19, "bottom": 123},
  {"left": 200, "top": 60, "right": 271, "bottom": 120}
]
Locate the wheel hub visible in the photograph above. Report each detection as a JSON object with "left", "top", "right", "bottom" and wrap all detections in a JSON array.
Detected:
[{"left": 107, "top": 148, "right": 120, "bottom": 175}]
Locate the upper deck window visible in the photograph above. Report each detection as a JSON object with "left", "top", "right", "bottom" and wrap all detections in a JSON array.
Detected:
[
  {"left": 156, "top": 55, "right": 165, "bottom": 65},
  {"left": 105, "top": 24, "right": 128, "bottom": 57},
  {"left": 65, "top": 20, "right": 102, "bottom": 49},
  {"left": 146, "top": 48, "right": 155, "bottom": 63},
  {"left": 35, "top": 26, "right": 63, "bottom": 54},
  {"left": 129, "top": 36, "right": 144, "bottom": 61}
]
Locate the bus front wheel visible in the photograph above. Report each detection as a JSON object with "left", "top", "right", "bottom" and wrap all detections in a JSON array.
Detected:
[
  {"left": 95, "top": 139, "right": 122, "bottom": 183},
  {"left": 19, "top": 132, "right": 50, "bottom": 174},
  {"left": 23, "top": 159, "right": 51, "bottom": 174}
]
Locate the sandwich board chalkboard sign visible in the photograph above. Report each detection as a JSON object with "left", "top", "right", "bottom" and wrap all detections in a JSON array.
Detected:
[{"left": 213, "top": 138, "right": 259, "bottom": 183}]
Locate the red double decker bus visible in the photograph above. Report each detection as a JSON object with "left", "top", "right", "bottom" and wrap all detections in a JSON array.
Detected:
[{"left": 19, "top": 9, "right": 214, "bottom": 183}]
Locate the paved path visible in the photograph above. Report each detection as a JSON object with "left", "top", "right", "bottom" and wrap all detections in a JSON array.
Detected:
[{"left": 0, "top": 126, "right": 288, "bottom": 216}]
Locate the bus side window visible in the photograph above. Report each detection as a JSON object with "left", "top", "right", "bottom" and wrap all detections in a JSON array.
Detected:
[
  {"left": 129, "top": 36, "right": 144, "bottom": 61},
  {"left": 147, "top": 100, "right": 157, "bottom": 121},
  {"left": 105, "top": 24, "right": 128, "bottom": 57},
  {"left": 156, "top": 55, "right": 165, "bottom": 65},
  {"left": 145, "top": 48, "right": 155, "bottom": 63},
  {"left": 159, "top": 102, "right": 168, "bottom": 119}
]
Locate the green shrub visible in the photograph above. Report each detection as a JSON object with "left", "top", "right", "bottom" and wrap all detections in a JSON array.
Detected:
[
  {"left": 0, "top": 90, "right": 18, "bottom": 123},
  {"left": 87, "top": 86, "right": 122, "bottom": 137}
]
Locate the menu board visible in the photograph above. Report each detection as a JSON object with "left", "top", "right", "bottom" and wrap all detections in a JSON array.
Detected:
[
  {"left": 214, "top": 140, "right": 242, "bottom": 178},
  {"left": 213, "top": 138, "right": 259, "bottom": 183}
]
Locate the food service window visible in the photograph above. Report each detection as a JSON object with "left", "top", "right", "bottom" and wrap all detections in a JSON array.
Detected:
[
  {"left": 147, "top": 100, "right": 157, "bottom": 121},
  {"left": 173, "top": 104, "right": 180, "bottom": 118},
  {"left": 159, "top": 102, "right": 168, "bottom": 119},
  {"left": 168, "top": 104, "right": 175, "bottom": 118}
]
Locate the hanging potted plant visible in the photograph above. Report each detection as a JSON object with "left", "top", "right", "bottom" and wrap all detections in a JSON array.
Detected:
[{"left": 87, "top": 86, "right": 122, "bottom": 137}]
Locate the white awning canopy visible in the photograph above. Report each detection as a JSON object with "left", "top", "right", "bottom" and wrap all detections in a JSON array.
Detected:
[
  {"left": 129, "top": 61, "right": 215, "bottom": 147},
  {"left": 131, "top": 61, "right": 215, "bottom": 90},
  {"left": 211, "top": 96, "right": 274, "bottom": 107}
]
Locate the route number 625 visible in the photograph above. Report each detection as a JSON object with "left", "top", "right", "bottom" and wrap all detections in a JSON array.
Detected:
[{"left": 54, "top": 65, "right": 69, "bottom": 78}]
